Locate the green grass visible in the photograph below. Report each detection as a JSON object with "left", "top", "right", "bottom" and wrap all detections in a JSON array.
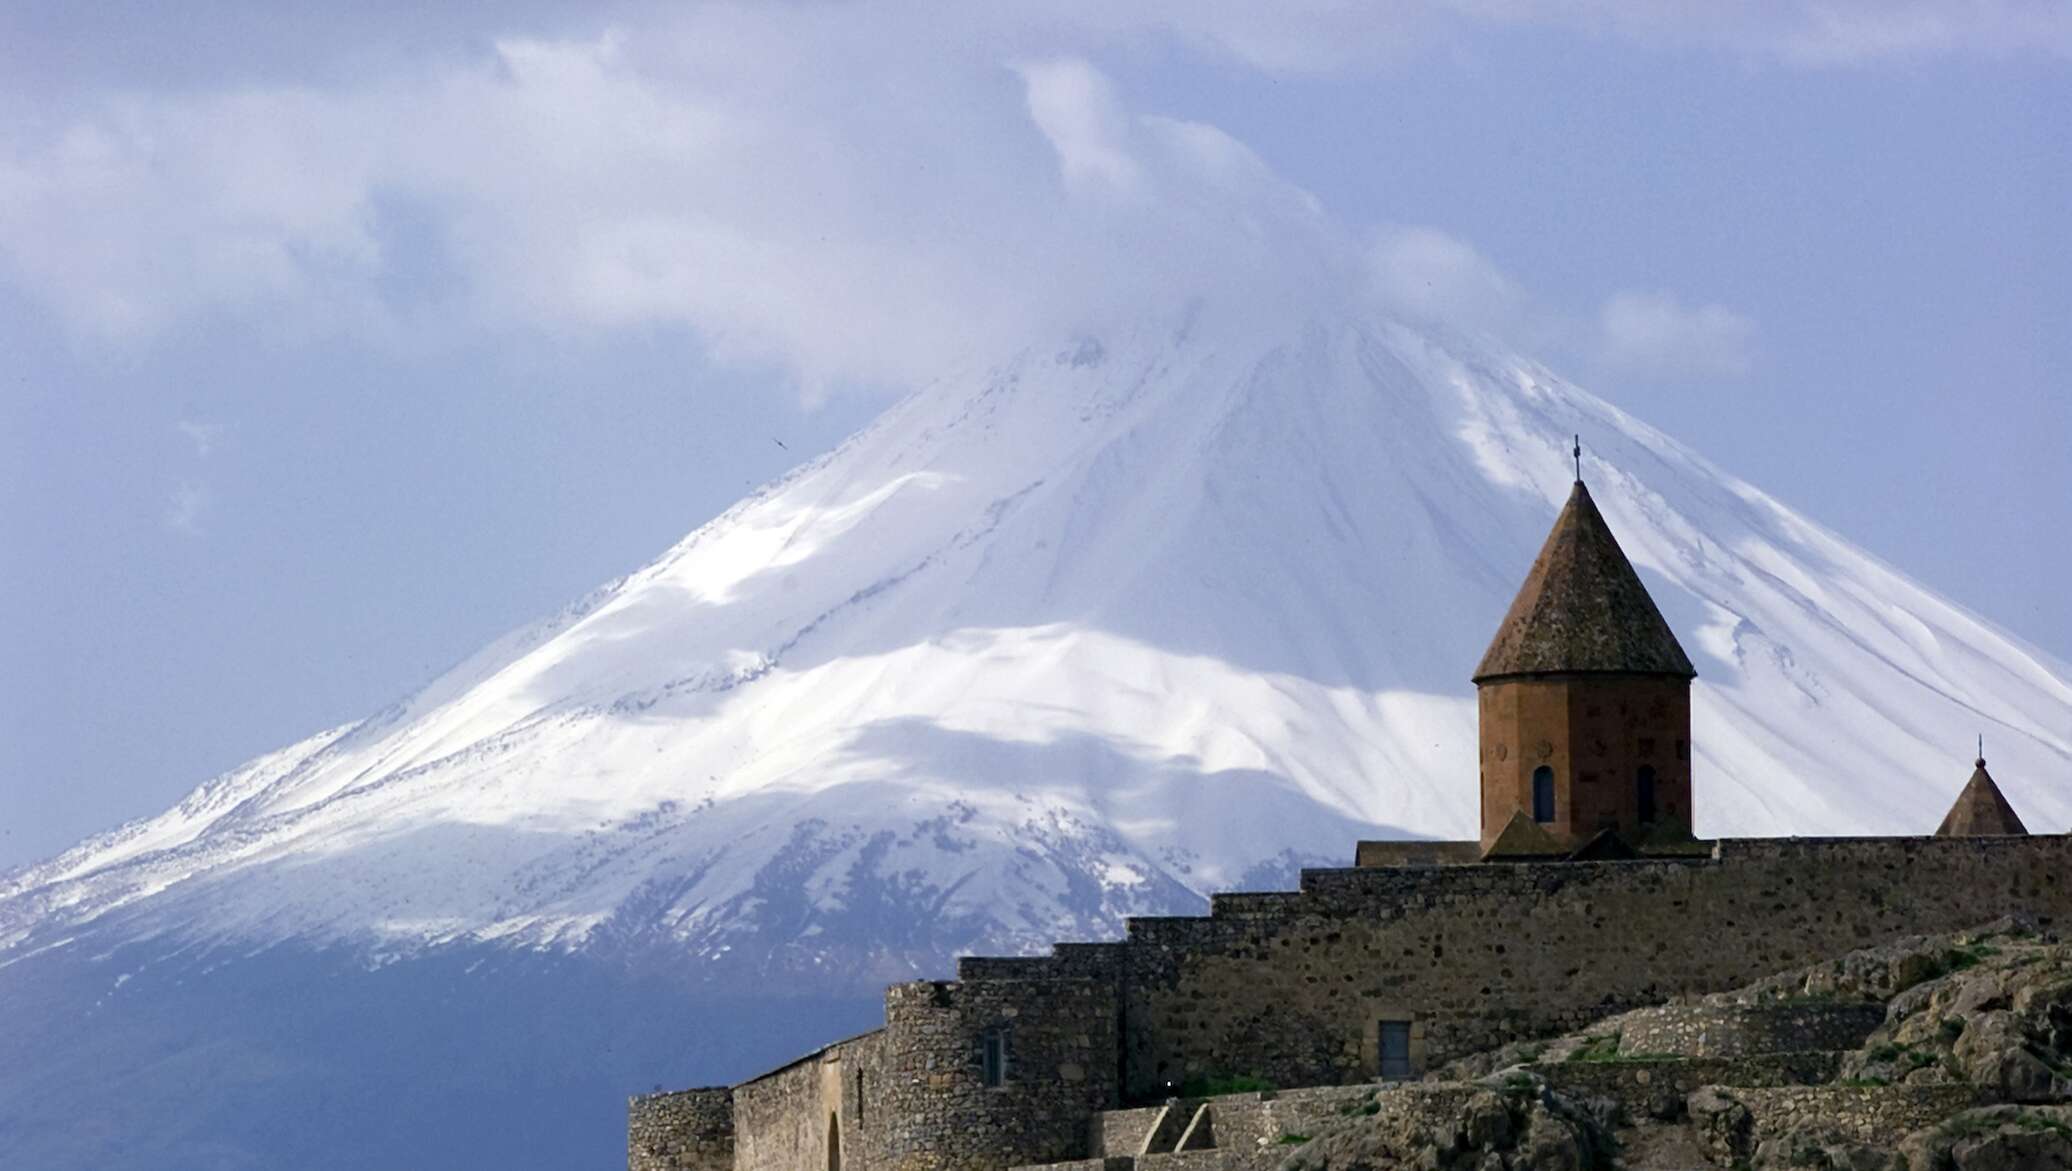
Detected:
[
  {"left": 1278, "top": 1132, "right": 1312, "bottom": 1145},
  {"left": 2009, "top": 1110, "right": 2072, "bottom": 1138},
  {"left": 1944, "top": 942, "right": 2001, "bottom": 973},
  {"left": 1566, "top": 1034, "right": 1623, "bottom": 1063},
  {"left": 1178, "top": 1073, "right": 1275, "bottom": 1098}
]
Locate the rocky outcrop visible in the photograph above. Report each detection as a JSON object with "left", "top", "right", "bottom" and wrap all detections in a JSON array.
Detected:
[
  {"left": 1839, "top": 929, "right": 2072, "bottom": 1101},
  {"left": 1422, "top": 920, "right": 2072, "bottom": 1171},
  {"left": 1276, "top": 1076, "right": 1616, "bottom": 1171}
]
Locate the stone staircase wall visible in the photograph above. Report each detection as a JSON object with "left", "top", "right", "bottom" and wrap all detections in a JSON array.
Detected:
[{"left": 1617, "top": 1001, "right": 1886, "bottom": 1059}]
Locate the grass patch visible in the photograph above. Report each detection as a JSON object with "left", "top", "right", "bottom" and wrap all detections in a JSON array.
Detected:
[
  {"left": 1278, "top": 1132, "right": 1312, "bottom": 1145},
  {"left": 2010, "top": 1110, "right": 2072, "bottom": 1138},
  {"left": 1566, "top": 1034, "right": 1623, "bottom": 1063},
  {"left": 1177, "top": 1073, "right": 1275, "bottom": 1098},
  {"left": 1945, "top": 942, "right": 2001, "bottom": 973}
]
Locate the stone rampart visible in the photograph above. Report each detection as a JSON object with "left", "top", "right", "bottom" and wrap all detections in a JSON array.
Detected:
[
  {"left": 1193, "top": 1085, "right": 1375, "bottom": 1154},
  {"left": 629, "top": 1087, "right": 735, "bottom": 1171},
  {"left": 732, "top": 1030, "right": 885, "bottom": 1171},
  {"left": 1693, "top": 1084, "right": 1997, "bottom": 1162},
  {"left": 1527, "top": 1053, "right": 1840, "bottom": 1121},
  {"left": 1615, "top": 1000, "right": 1886, "bottom": 1058},
  {"left": 1089, "top": 1103, "right": 1166, "bottom": 1157},
  {"left": 1116, "top": 834, "right": 2070, "bottom": 1098},
  {"left": 710, "top": 833, "right": 2071, "bottom": 1170}
]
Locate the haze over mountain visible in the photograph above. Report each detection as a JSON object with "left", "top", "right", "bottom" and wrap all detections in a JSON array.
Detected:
[{"left": 5, "top": 309, "right": 2069, "bottom": 1168}]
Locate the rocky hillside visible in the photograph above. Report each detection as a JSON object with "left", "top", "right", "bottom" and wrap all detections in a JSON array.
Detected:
[{"left": 1265, "top": 919, "right": 2072, "bottom": 1170}]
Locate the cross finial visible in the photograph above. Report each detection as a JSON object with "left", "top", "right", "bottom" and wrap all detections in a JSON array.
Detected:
[
  {"left": 1978, "top": 734, "right": 1985, "bottom": 768},
  {"left": 1573, "top": 434, "right": 1582, "bottom": 482}
]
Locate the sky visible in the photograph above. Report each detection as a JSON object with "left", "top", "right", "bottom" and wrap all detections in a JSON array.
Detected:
[{"left": 1, "top": 1, "right": 2067, "bottom": 870}]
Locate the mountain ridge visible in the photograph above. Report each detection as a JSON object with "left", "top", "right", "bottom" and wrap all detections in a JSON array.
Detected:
[{"left": 7, "top": 313, "right": 2071, "bottom": 983}]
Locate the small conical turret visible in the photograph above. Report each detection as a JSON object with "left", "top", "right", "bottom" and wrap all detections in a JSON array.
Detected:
[{"left": 1935, "top": 753, "right": 2028, "bottom": 836}]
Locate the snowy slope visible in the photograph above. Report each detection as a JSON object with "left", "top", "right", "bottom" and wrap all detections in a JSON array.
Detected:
[{"left": 6, "top": 312, "right": 2070, "bottom": 977}]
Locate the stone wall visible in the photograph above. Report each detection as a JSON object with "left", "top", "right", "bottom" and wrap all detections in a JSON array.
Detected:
[
  {"left": 1527, "top": 1053, "right": 1840, "bottom": 1121},
  {"left": 1694, "top": 1084, "right": 1997, "bottom": 1162},
  {"left": 1616, "top": 1001, "right": 1886, "bottom": 1058},
  {"left": 1118, "top": 835, "right": 2070, "bottom": 1099},
  {"left": 733, "top": 976, "right": 1120, "bottom": 1171},
  {"left": 1089, "top": 1103, "right": 1166, "bottom": 1157},
  {"left": 868, "top": 977, "right": 1120, "bottom": 1170},
  {"left": 1193, "top": 1085, "right": 1375, "bottom": 1154},
  {"left": 724, "top": 834, "right": 2071, "bottom": 1170},
  {"left": 628, "top": 1087, "right": 734, "bottom": 1171},
  {"left": 732, "top": 1029, "right": 886, "bottom": 1171}
]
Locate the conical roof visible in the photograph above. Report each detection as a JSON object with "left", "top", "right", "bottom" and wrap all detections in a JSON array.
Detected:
[
  {"left": 1935, "top": 758, "right": 2029, "bottom": 836},
  {"left": 1474, "top": 480, "right": 1696, "bottom": 682}
]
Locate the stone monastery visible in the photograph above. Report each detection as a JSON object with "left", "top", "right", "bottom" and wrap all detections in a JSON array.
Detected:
[{"left": 628, "top": 474, "right": 2064, "bottom": 1171}]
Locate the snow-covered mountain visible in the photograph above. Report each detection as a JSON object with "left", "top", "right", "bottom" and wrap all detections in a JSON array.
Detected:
[{"left": 7, "top": 313, "right": 2072, "bottom": 987}]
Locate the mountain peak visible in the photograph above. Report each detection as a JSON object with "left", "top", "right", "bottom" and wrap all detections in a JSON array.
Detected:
[{"left": 4, "top": 317, "right": 2068, "bottom": 975}]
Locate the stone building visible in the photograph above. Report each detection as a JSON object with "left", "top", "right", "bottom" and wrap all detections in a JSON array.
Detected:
[
  {"left": 629, "top": 477, "right": 2059, "bottom": 1171},
  {"left": 1471, "top": 478, "right": 1695, "bottom": 853}
]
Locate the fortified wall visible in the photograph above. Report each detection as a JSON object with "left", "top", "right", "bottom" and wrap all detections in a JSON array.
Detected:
[
  {"left": 989, "top": 834, "right": 2070, "bottom": 1099},
  {"left": 630, "top": 833, "right": 2071, "bottom": 1170}
]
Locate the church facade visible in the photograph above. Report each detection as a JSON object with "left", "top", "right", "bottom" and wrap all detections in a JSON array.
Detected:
[{"left": 628, "top": 473, "right": 2060, "bottom": 1171}]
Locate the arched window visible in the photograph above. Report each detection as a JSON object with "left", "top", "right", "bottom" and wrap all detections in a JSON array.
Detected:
[
  {"left": 1636, "top": 766, "right": 1658, "bottom": 824},
  {"left": 827, "top": 1113, "right": 841, "bottom": 1171},
  {"left": 1531, "top": 767, "right": 1555, "bottom": 823},
  {"left": 980, "top": 1029, "right": 1009, "bottom": 1087}
]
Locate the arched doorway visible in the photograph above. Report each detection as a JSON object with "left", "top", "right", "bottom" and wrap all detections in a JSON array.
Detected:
[{"left": 1531, "top": 766, "right": 1555, "bottom": 823}]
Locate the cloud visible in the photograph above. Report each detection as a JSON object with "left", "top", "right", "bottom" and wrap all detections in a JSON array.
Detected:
[
  {"left": 1365, "top": 225, "right": 1543, "bottom": 341},
  {"left": 1391, "top": 1, "right": 2070, "bottom": 68},
  {"left": 1596, "top": 290, "right": 1758, "bottom": 381},
  {"left": 1013, "top": 59, "right": 1144, "bottom": 197},
  {"left": 176, "top": 420, "right": 231, "bottom": 459},
  {"left": 165, "top": 482, "right": 209, "bottom": 536},
  {"left": 0, "top": 5, "right": 1830, "bottom": 394},
  {"left": 0, "top": 14, "right": 1358, "bottom": 393}
]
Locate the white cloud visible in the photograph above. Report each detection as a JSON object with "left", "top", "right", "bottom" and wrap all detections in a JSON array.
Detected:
[
  {"left": 1013, "top": 1, "right": 2069, "bottom": 73},
  {"left": 1014, "top": 59, "right": 1144, "bottom": 197},
  {"left": 1397, "top": 1, "right": 2070, "bottom": 67},
  {"left": 165, "top": 482, "right": 209, "bottom": 536},
  {"left": 1596, "top": 290, "right": 1758, "bottom": 381},
  {"left": 1365, "top": 225, "right": 1543, "bottom": 340},
  {"left": 176, "top": 420, "right": 231, "bottom": 459},
  {"left": 0, "top": 13, "right": 1358, "bottom": 393},
  {"left": 0, "top": 5, "right": 1832, "bottom": 394}
]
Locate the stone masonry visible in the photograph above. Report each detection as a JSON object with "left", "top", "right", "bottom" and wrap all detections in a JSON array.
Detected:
[{"left": 633, "top": 834, "right": 2072, "bottom": 1170}]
